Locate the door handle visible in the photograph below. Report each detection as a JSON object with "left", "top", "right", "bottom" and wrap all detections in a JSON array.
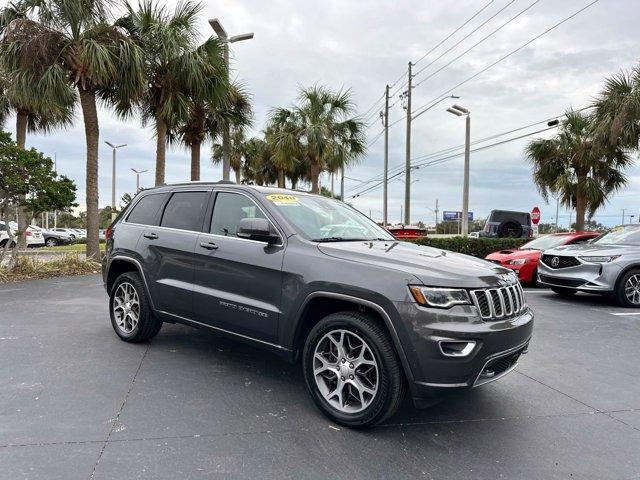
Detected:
[
  {"left": 200, "top": 241, "right": 219, "bottom": 250},
  {"left": 143, "top": 232, "right": 158, "bottom": 240}
]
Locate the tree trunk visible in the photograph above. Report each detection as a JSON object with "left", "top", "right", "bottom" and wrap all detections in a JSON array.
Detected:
[
  {"left": 79, "top": 88, "right": 101, "bottom": 260},
  {"left": 190, "top": 141, "right": 201, "bottom": 181},
  {"left": 575, "top": 194, "right": 586, "bottom": 232},
  {"left": 235, "top": 168, "right": 241, "bottom": 184},
  {"left": 15, "top": 110, "right": 29, "bottom": 250},
  {"left": 155, "top": 114, "right": 167, "bottom": 186},
  {"left": 277, "top": 170, "right": 285, "bottom": 188},
  {"left": 310, "top": 163, "right": 320, "bottom": 194}
]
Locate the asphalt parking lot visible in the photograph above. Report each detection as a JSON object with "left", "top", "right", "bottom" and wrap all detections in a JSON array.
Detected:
[{"left": 1, "top": 275, "right": 639, "bottom": 480}]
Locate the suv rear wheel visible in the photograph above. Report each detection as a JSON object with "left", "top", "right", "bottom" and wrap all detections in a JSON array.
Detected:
[
  {"left": 302, "top": 311, "right": 406, "bottom": 428},
  {"left": 615, "top": 269, "right": 640, "bottom": 308},
  {"left": 109, "top": 272, "right": 162, "bottom": 342}
]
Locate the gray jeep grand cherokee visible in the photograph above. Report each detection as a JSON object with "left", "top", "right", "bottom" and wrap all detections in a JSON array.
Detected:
[{"left": 103, "top": 182, "right": 533, "bottom": 428}]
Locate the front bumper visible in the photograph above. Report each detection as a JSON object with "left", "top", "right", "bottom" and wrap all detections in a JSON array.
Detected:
[
  {"left": 392, "top": 299, "right": 534, "bottom": 406},
  {"left": 537, "top": 258, "right": 621, "bottom": 292}
]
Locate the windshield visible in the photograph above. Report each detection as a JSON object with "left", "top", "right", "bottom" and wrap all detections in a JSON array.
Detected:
[
  {"left": 593, "top": 225, "right": 640, "bottom": 246},
  {"left": 264, "top": 193, "right": 394, "bottom": 242},
  {"left": 520, "top": 235, "right": 571, "bottom": 250}
]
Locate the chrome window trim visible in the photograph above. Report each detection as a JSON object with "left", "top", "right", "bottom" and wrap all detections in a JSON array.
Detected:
[
  {"left": 209, "top": 189, "right": 285, "bottom": 247},
  {"left": 121, "top": 188, "right": 285, "bottom": 247}
]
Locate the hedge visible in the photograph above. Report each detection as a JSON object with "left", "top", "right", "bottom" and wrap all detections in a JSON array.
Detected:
[{"left": 411, "top": 237, "right": 529, "bottom": 258}]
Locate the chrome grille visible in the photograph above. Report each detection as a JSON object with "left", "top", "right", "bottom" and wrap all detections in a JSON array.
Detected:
[{"left": 470, "top": 283, "right": 527, "bottom": 320}]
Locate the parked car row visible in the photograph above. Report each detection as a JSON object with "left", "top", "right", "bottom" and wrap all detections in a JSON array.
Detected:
[
  {"left": 486, "top": 225, "right": 640, "bottom": 308},
  {"left": 0, "top": 222, "right": 89, "bottom": 248}
]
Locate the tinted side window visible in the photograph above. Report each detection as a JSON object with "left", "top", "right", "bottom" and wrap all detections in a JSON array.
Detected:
[
  {"left": 160, "top": 191, "right": 208, "bottom": 231},
  {"left": 211, "top": 192, "right": 266, "bottom": 237},
  {"left": 127, "top": 193, "right": 168, "bottom": 226}
]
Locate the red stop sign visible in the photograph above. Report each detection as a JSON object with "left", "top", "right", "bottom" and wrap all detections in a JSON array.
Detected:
[{"left": 531, "top": 206, "right": 541, "bottom": 225}]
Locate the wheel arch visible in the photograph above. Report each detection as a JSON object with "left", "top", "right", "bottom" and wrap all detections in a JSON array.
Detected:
[
  {"left": 291, "top": 291, "right": 414, "bottom": 384},
  {"left": 106, "top": 256, "right": 156, "bottom": 311},
  {"left": 614, "top": 263, "right": 640, "bottom": 292}
]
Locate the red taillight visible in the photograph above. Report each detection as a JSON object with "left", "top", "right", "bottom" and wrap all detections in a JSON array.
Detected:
[
  {"left": 105, "top": 225, "right": 113, "bottom": 240},
  {"left": 25, "top": 230, "right": 32, "bottom": 236},
  {"left": 528, "top": 229, "right": 533, "bottom": 238}
]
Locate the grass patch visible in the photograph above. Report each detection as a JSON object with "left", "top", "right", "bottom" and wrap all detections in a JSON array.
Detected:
[
  {"left": 0, "top": 254, "right": 101, "bottom": 283},
  {"left": 40, "top": 243, "right": 105, "bottom": 252}
]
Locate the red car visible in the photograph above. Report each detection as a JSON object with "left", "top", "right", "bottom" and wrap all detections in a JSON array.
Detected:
[
  {"left": 387, "top": 225, "right": 427, "bottom": 240},
  {"left": 485, "top": 232, "right": 601, "bottom": 284}
]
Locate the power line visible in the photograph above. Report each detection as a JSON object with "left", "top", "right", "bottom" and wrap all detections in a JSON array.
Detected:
[
  {"left": 350, "top": 106, "right": 591, "bottom": 191},
  {"left": 413, "top": 0, "right": 518, "bottom": 79},
  {"left": 350, "top": 124, "right": 560, "bottom": 199},
  {"left": 414, "top": 0, "right": 540, "bottom": 88},
  {"left": 413, "top": 0, "right": 496, "bottom": 66},
  {"left": 411, "top": 0, "right": 600, "bottom": 118}
]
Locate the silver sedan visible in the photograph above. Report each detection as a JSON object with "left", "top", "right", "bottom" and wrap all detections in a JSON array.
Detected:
[{"left": 538, "top": 224, "right": 640, "bottom": 307}]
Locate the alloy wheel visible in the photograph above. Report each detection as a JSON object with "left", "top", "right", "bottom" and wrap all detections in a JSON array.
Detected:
[
  {"left": 624, "top": 274, "right": 640, "bottom": 305},
  {"left": 113, "top": 282, "right": 140, "bottom": 334},
  {"left": 313, "top": 329, "right": 379, "bottom": 413}
]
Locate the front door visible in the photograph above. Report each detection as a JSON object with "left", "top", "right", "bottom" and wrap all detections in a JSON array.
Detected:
[{"left": 193, "top": 191, "right": 284, "bottom": 344}]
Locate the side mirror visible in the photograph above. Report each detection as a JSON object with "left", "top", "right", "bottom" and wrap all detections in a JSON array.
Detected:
[{"left": 237, "top": 218, "right": 280, "bottom": 244}]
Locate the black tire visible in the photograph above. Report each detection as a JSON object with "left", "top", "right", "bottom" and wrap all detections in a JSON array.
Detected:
[
  {"left": 551, "top": 286, "right": 577, "bottom": 297},
  {"left": 614, "top": 269, "right": 640, "bottom": 308},
  {"left": 302, "top": 311, "right": 407, "bottom": 429},
  {"left": 497, "top": 220, "right": 523, "bottom": 238},
  {"left": 529, "top": 268, "right": 539, "bottom": 287},
  {"left": 45, "top": 237, "right": 59, "bottom": 247},
  {"left": 109, "top": 271, "right": 162, "bottom": 343}
]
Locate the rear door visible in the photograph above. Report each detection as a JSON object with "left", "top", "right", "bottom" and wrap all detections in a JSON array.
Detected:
[
  {"left": 193, "top": 190, "right": 284, "bottom": 343},
  {"left": 133, "top": 189, "right": 210, "bottom": 319}
]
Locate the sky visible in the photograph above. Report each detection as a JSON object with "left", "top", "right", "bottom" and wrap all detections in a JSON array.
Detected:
[{"left": 4, "top": 0, "right": 640, "bottom": 227}]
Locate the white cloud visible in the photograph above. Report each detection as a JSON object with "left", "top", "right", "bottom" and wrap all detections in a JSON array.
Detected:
[{"left": 7, "top": 0, "right": 640, "bottom": 227}]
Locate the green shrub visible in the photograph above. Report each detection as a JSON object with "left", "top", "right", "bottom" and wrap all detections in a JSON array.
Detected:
[{"left": 411, "top": 236, "right": 529, "bottom": 258}]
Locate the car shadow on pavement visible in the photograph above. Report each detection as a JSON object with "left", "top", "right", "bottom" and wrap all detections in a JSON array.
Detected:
[{"left": 134, "top": 321, "right": 567, "bottom": 432}]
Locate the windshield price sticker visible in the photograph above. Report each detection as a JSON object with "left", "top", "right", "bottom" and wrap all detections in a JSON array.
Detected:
[{"left": 266, "top": 194, "right": 300, "bottom": 205}]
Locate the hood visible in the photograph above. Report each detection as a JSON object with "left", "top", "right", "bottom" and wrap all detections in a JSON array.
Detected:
[
  {"left": 486, "top": 248, "right": 540, "bottom": 261},
  {"left": 318, "top": 240, "right": 515, "bottom": 288},
  {"left": 544, "top": 243, "right": 631, "bottom": 257}
]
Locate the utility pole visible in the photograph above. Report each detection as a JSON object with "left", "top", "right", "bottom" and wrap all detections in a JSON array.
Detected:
[
  {"left": 340, "top": 168, "right": 345, "bottom": 201},
  {"left": 54, "top": 153, "right": 58, "bottom": 229},
  {"left": 403, "top": 62, "right": 413, "bottom": 225},
  {"left": 382, "top": 84, "right": 390, "bottom": 226},
  {"left": 555, "top": 196, "right": 560, "bottom": 232},
  {"left": 209, "top": 19, "right": 254, "bottom": 182},
  {"left": 622, "top": 209, "right": 627, "bottom": 225},
  {"left": 434, "top": 199, "right": 439, "bottom": 232}
]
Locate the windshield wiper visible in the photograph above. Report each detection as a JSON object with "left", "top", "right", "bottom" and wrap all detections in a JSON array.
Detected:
[{"left": 312, "top": 237, "right": 369, "bottom": 242}]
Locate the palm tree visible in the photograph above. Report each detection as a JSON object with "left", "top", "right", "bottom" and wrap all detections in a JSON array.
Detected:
[
  {"left": 525, "top": 111, "right": 632, "bottom": 231},
  {"left": 592, "top": 65, "right": 640, "bottom": 150},
  {"left": 2, "top": 0, "right": 144, "bottom": 258},
  {"left": 179, "top": 82, "right": 250, "bottom": 181},
  {"left": 241, "top": 137, "right": 278, "bottom": 186},
  {"left": 212, "top": 127, "right": 248, "bottom": 184},
  {"left": 122, "top": 0, "right": 228, "bottom": 186},
  {"left": 268, "top": 86, "right": 366, "bottom": 193}
]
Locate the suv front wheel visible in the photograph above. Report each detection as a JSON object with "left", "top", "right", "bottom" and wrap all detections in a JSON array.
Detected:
[
  {"left": 109, "top": 272, "right": 163, "bottom": 342},
  {"left": 302, "top": 311, "right": 406, "bottom": 428}
]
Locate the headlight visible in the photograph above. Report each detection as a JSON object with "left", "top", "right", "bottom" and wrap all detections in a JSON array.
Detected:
[
  {"left": 507, "top": 258, "right": 527, "bottom": 265},
  {"left": 409, "top": 286, "right": 471, "bottom": 309},
  {"left": 578, "top": 255, "right": 620, "bottom": 263}
]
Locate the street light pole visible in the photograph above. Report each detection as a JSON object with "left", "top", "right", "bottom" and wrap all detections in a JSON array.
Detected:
[
  {"left": 105, "top": 141, "right": 127, "bottom": 220},
  {"left": 446, "top": 104, "right": 471, "bottom": 237},
  {"left": 403, "top": 62, "right": 412, "bottom": 225},
  {"left": 209, "top": 19, "right": 254, "bottom": 182},
  {"left": 131, "top": 168, "right": 148, "bottom": 193}
]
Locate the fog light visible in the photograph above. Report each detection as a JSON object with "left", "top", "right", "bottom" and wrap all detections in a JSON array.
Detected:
[{"left": 439, "top": 340, "right": 476, "bottom": 357}]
